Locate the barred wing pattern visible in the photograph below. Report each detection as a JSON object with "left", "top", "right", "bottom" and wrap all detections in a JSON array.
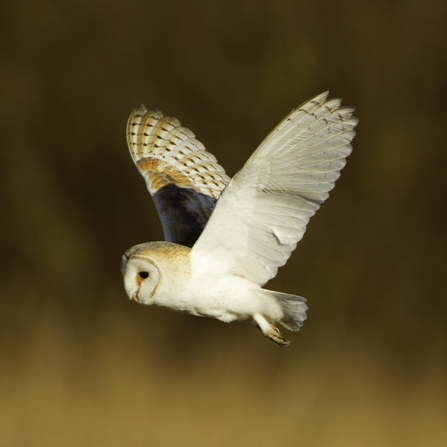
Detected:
[
  {"left": 126, "top": 106, "right": 230, "bottom": 247},
  {"left": 191, "top": 92, "right": 358, "bottom": 285}
]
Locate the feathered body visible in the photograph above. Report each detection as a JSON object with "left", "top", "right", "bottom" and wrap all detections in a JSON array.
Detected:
[
  {"left": 123, "top": 241, "right": 294, "bottom": 321},
  {"left": 122, "top": 92, "right": 358, "bottom": 346}
]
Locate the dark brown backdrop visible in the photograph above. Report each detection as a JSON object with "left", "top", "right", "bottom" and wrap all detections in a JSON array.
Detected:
[{"left": 1, "top": 0, "right": 446, "bottom": 445}]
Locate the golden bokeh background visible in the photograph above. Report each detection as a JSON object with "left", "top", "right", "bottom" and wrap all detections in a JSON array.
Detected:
[{"left": 1, "top": 0, "right": 446, "bottom": 445}]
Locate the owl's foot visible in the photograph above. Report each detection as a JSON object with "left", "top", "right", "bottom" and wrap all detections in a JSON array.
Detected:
[
  {"left": 265, "top": 324, "right": 290, "bottom": 347},
  {"left": 253, "top": 314, "right": 290, "bottom": 347}
]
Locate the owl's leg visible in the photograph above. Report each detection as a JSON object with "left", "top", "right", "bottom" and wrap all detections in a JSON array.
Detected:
[{"left": 253, "top": 314, "right": 290, "bottom": 347}]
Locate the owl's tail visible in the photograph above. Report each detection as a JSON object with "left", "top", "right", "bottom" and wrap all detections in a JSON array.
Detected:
[{"left": 273, "top": 292, "right": 308, "bottom": 331}]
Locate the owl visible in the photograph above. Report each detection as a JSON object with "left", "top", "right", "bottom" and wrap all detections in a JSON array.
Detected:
[{"left": 122, "top": 92, "right": 358, "bottom": 346}]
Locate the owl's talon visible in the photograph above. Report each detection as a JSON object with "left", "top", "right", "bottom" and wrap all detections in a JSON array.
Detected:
[
  {"left": 253, "top": 314, "right": 290, "bottom": 347},
  {"left": 266, "top": 324, "right": 290, "bottom": 347}
]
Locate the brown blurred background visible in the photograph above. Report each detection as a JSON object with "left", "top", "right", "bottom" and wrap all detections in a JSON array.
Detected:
[{"left": 1, "top": 0, "right": 446, "bottom": 445}]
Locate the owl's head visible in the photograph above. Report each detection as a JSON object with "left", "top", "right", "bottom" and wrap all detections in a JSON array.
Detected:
[
  {"left": 122, "top": 241, "right": 191, "bottom": 305},
  {"left": 121, "top": 242, "right": 163, "bottom": 305}
]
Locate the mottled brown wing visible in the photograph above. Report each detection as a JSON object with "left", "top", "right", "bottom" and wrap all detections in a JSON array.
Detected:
[{"left": 126, "top": 106, "right": 230, "bottom": 247}]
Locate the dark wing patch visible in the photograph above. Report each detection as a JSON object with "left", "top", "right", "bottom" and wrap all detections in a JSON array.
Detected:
[{"left": 153, "top": 184, "right": 218, "bottom": 247}]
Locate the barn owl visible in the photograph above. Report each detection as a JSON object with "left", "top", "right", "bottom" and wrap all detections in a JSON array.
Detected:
[{"left": 122, "top": 92, "right": 357, "bottom": 346}]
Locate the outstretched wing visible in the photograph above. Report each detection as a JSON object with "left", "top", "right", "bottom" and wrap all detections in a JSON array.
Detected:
[
  {"left": 126, "top": 106, "right": 230, "bottom": 247},
  {"left": 191, "top": 92, "right": 358, "bottom": 285}
]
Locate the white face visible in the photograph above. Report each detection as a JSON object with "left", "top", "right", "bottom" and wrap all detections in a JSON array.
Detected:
[{"left": 121, "top": 255, "right": 161, "bottom": 305}]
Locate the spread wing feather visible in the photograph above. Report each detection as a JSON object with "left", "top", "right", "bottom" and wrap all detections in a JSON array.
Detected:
[
  {"left": 126, "top": 105, "right": 230, "bottom": 247},
  {"left": 191, "top": 92, "right": 358, "bottom": 285}
]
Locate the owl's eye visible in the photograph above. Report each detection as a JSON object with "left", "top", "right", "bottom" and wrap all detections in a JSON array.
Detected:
[{"left": 138, "top": 271, "right": 149, "bottom": 279}]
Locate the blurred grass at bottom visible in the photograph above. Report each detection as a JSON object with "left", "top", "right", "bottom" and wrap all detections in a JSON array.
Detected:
[{"left": 1, "top": 284, "right": 445, "bottom": 447}]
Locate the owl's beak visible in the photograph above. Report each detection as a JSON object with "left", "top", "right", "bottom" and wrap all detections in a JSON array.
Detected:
[{"left": 131, "top": 291, "right": 139, "bottom": 302}]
